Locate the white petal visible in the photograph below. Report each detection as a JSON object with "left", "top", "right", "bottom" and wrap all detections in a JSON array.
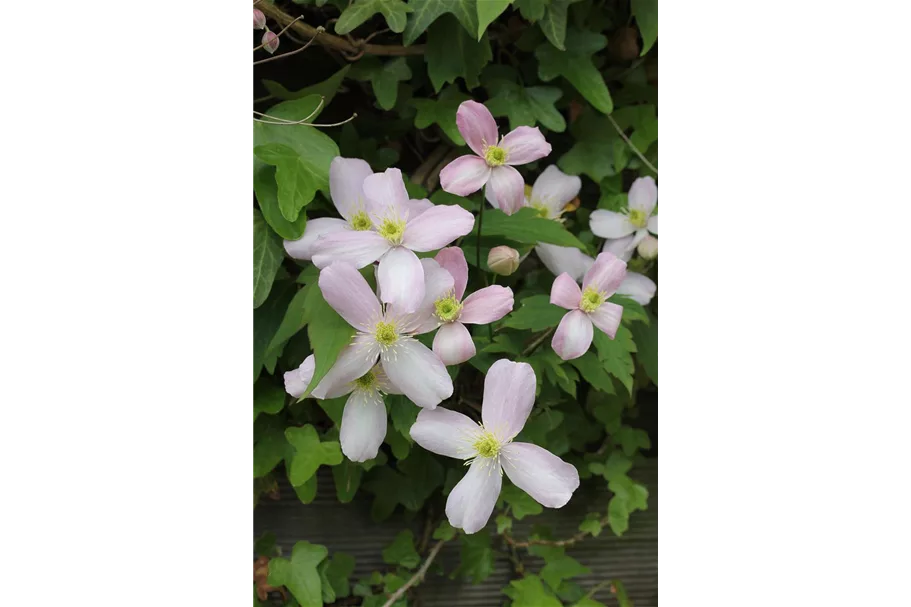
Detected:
[
  {"left": 445, "top": 457, "right": 502, "bottom": 534},
  {"left": 601, "top": 235, "right": 636, "bottom": 262},
  {"left": 310, "top": 341, "right": 376, "bottom": 399},
  {"left": 432, "top": 321, "right": 477, "bottom": 365},
  {"left": 380, "top": 338, "right": 453, "bottom": 408},
  {"left": 329, "top": 157, "right": 373, "bottom": 221},
  {"left": 377, "top": 246, "right": 424, "bottom": 314},
  {"left": 616, "top": 272, "right": 657, "bottom": 306},
  {"left": 391, "top": 258, "right": 453, "bottom": 335},
  {"left": 648, "top": 214, "right": 657, "bottom": 234},
  {"left": 283, "top": 355, "right": 315, "bottom": 398},
  {"left": 551, "top": 309, "right": 593, "bottom": 361},
  {"left": 628, "top": 176, "right": 657, "bottom": 216},
  {"left": 530, "top": 165, "right": 581, "bottom": 218},
  {"left": 589, "top": 210, "right": 636, "bottom": 239},
  {"left": 410, "top": 407, "right": 482, "bottom": 459},
  {"left": 283, "top": 218, "right": 349, "bottom": 261},
  {"left": 340, "top": 388, "right": 387, "bottom": 462},
  {"left": 501, "top": 442, "right": 580, "bottom": 508},
  {"left": 535, "top": 243, "right": 595, "bottom": 282},
  {"left": 481, "top": 359, "right": 536, "bottom": 442}
]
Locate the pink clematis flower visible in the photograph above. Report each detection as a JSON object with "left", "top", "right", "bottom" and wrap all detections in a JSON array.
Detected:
[
  {"left": 311, "top": 168, "right": 474, "bottom": 313},
  {"left": 439, "top": 101, "right": 552, "bottom": 215},
  {"left": 591, "top": 176, "right": 658, "bottom": 262},
  {"left": 426, "top": 247, "right": 514, "bottom": 365},
  {"left": 550, "top": 252, "right": 627, "bottom": 360},
  {"left": 410, "top": 360, "right": 580, "bottom": 534}
]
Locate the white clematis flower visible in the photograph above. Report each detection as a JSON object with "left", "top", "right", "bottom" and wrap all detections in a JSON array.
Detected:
[{"left": 591, "top": 176, "right": 658, "bottom": 261}]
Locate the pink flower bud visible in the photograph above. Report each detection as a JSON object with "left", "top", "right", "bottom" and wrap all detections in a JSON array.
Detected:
[
  {"left": 261, "top": 30, "right": 279, "bottom": 54},
  {"left": 488, "top": 246, "right": 521, "bottom": 276},
  {"left": 637, "top": 234, "right": 658, "bottom": 260},
  {"left": 253, "top": 9, "right": 266, "bottom": 30}
]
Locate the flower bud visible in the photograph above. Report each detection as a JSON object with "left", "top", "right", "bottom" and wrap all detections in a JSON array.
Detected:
[
  {"left": 488, "top": 246, "right": 520, "bottom": 276},
  {"left": 637, "top": 234, "right": 658, "bottom": 260},
  {"left": 253, "top": 8, "right": 266, "bottom": 30},
  {"left": 261, "top": 30, "right": 279, "bottom": 54}
]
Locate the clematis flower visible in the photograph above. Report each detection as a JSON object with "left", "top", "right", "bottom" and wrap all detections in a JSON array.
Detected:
[
  {"left": 316, "top": 261, "right": 455, "bottom": 408},
  {"left": 410, "top": 360, "right": 580, "bottom": 534},
  {"left": 284, "top": 158, "right": 433, "bottom": 262},
  {"left": 591, "top": 176, "right": 658, "bottom": 262},
  {"left": 427, "top": 247, "right": 514, "bottom": 365},
  {"left": 550, "top": 252, "right": 627, "bottom": 360},
  {"left": 312, "top": 168, "right": 474, "bottom": 313},
  {"left": 616, "top": 271, "right": 657, "bottom": 306},
  {"left": 439, "top": 101, "right": 552, "bottom": 215}
]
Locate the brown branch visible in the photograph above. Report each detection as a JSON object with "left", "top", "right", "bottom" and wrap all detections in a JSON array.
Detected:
[
  {"left": 258, "top": 2, "right": 425, "bottom": 57},
  {"left": 502, "top": 516, "right": 609, "bottom": 548},
  {"left": 521, "top": 327, "right": 555, "bottom": 357},
  {"left": 381, "top": 539, "right": 447, "bottom": 607}
]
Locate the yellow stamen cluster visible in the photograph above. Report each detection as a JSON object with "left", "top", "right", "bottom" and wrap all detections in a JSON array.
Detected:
[
  {"left": 377, "top": 217, "right": 406, "bottom": 244},
  {"left": 374, "top": 321, "right": 398, "bottom": 347},
  {"left": 350, "top": 210, "right": 373, "bottom": 231},
  {"left": 353, "top": 371, "right": 377, "bottom": 391},
  {"left": 434, "top": 295, "right": 463, "bottom": 322},
  {"left": 579, "top": 286, "right": 606, "bottom": 314},
  {"left": 531, "top": 201, "right": 550, "bottom": 218},
  {"left": 628, "top": 208, "right": 648, "bottom": 228},
  {"left": 472, "top": 429, "right": 502, "bottom": 459},
  {"left": 484, "top": 145, "right": 507, "bottom": 167}
]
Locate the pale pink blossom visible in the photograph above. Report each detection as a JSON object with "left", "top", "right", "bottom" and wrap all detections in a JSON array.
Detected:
[
  {"left": 311, "top": 168, "right": 474, "bottom": 313},
  {"left": 616, "top": 271, "right": 657, "bottom": 306},
  {"left": 439, "top": 101, "right": 552, "bottom": 215},
  {"left": 591, "top": 176, "right": 658, "bottom": 262},
  {"left": 550, "top": 252, "right": 627, "bottom": 360},
  {"left": 253, "top": 8, "right": 266, "bottom": 30},
  {"left": 261, "top": 30, "right": 279, "bottom": 54},
  {"left": 410, "top": 360, "right": 580, "bottom": 534}
]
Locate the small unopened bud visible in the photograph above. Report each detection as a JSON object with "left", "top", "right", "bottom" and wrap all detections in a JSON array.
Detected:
[
  {"left": 253, "top": 8, "right": 266, "bottom": 30},
  {"left": 488, "top": 246, "right": 520, "bottom": 276},
  {"left": 261, "top": 30, "right": 279, "bottom": 54},
  {"left": 637, "top": 234, "right": 658, "bottom": 260}
]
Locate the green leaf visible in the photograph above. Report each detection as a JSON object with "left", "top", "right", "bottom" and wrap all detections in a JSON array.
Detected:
[
  {"left": 335, "top": 0, "right": 412, "bottom": 34},
  {"left": 293, "top": 474, "right": 319, "bottom": 504},
  {"left": 382, "top": 530, "right": 421, "bottom": 569},
  {"left": 411, "top": 86, "right": 471, "bottom": 144},
  {"left": 631, "top": 0, "right": 658, "bottom": 55},
  {"left": 485, "top": 82, "right": 566, "bottom": 132},
  {"left": 601, "top": 451, "right": 632, "bottom": 480},
  {"left": 570, "top": 352, "right": 615, "bottom": 394},
  {"left": 503, "top": 294, "right": 565, "bottom": 331},
  {"left": 538, "top": 0, "right": 569, "bottom": 50},
  {"left": 254, "top": 281, "right": 294, "bottom": 381},
  {"left": 389, "top": 395, "right": 420, "bottom": 443},
  {"left": 301, "top": 284, "right": 356, "bottom": 399},
  {"left": 261, "top": 65, "right": 351, "bottom": 105},
  {"left": 578, "top": 513, "right": 604, "bottom": 537},
  {"left": 254, "top": 379, "right": 285, "bottom": 421},
  {"left": 503, "top": 575, "right": 563, "bottom": 607},
  {"left": 496, "top": 514, "right": 513, "bottom": 534},
  {"left": 480, "top": 207, "right": 587, "bottom": 249},
  {"left": 267, "top": 541, "right": 329, "bottom": 607},
  {"left": 457, "top": 530, "right": 494, "bottom": 584},
  {"left": 254, "top": 532, "right": 278, "bottom": 557},
  {"left": 254, "top": 143, "right": 322, "bottom": 222},
  {"left": 323, "top": 552, "right": 356, "bottom": 599},
  {"left": 253, "top": 425, "right": 287, "bottom": 478},
  {"left": 332, "top": 459, "right": 364, "bottom": 503},
  {"left": 349, "top": 57, "right": 412, "bottom": 110},
  {"left": 536, "top": 31, "right": 613, "bottom": 114},
  {"left": 477, "top": 0, "right": 512, "bottom": 39},
  {"left": 631, "top": 309, "right": 658, "bottom": 384},
  {"left": 268, "top": 284, "right": 310, "bottom": 354},
  {"left": 403, "top": 0, "right": 479, "bottom": 46},
  {"left": 607, "top": 475, "right": 648, "bottom": 536},
  {"left": 284, "top": 425, "right": 343, "bottom": 486},
  {"left": 592, "top": 325, "right": 636, "bottom": 394},
  {"left": 614, "top": 426, "right": 651, "bottom": 457},
  {"left": 540, "top": 553, "right": 590, "bottom": 591},
  {"left": 426, "top": 14, "right": 492, "bottom": 92},
  {"left": 253, "top": 209, "right": 284, "bottom": 309},
  {"left": 500, "top": 484, "right": 544, "bottom": 520},
  {"left": 609, "top": 294, "right": 648, "bottom": 326},
  {"left": 516, "top": 0, "right": 548, "bottom": 21},
  {"left": 397, "top": 448, "right": 445, "bottom": 511},
  {"left": 255, "top": 165, "right": 308, "bottom": 241},
  {"left": 433, "top": 520, "right": 457, "bottom": 540}
]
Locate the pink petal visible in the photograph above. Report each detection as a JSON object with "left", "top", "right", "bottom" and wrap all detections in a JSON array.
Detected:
[
  {"left": 377, "top": 246, "right": 424, "bottom": 314},
  {"left": 380, "top": 338, "right": 453, "bottom": 408},
  {"left": 588, "top": 301, "right": 623, "bottom": 339},
  {"left": 481, "top": 359, "right": 536, "bottom": 442},
  {"left": 616, "top": 271, "right": 657, "bottom": 305},
  {"left": 648, "top": 215, "right": 657, "bottom": 234},
  {"left": 433, "top": 321, "right": 477, "bottom": 365},
  {"left": 486, "top": 165, "right": 525, "bottom": 215},
  {"left": 501, "top": 126, "right": 552, "bottom": 165},
  {"left": 362, "top": 167, "right": 409, "bottom": 218},
  {"left": 551, "top": 309, "right": 593, "bottom": 361},
  {"left": 628, "top": 176, "right": 657, "bottom": 216},
  {"left": 311, "top": 342, "right": 377, "bottom": 399},
  {"left": 500, "top": 442, "right": 580, "bottom": 508},
  {"left": 329, "top": 157, "right": 373, "bottom": 221},
  {"left": 440, "top": 155, "right": 491, "bottom": 196},
  {"left": 456, "top": 100, "right": 499, "bottom": 158},
  {"left": 402, "top": 205, "right": 475, "bottom": 252},
  {"left": 410, "top": 406, "right": 482, "bottom": 459},
  {"left": 550, "top": 273, "right": 582, "bottom": 310},
  {"left": 283, "top": 218, "right": 349, "bottom": 261},
  {"left": 392, "top": 258, "right": 453, "bottom": 335},
  {"left": 460, "top": 286, "right": 514, "bottom": 324},
  {"left": 283, "top": 354, "right": 315, "bottom": 398},
  {"left": 601, "top": 234, "right": 637, "bottom": 262},
  {"left": 484, "top": 181, "right": 505, "bottom": 210},
  {"left": 406, "top": 198, "right": 433, "bottom": 219},
  {"left": 530, "top": 165, "right": 581, "bottom": 218},
  {"left": 318, "top": 262, "right": 383, "bottom": 331},
  {"left": 434, "top": 246, "right": 468, "bottom": 300},
  {"left": 535, "top": 243, "right": 594, "bottom": 283},
  {"left": 589, "top": 209, "right": 636, "bottom": 239},
  {"left": 311, "top": 229, "right": 390, "bottom": 269},
  {"left": 582, "top": 252, "right": 627, "bottom": 296},
  {"left": 445, "top": 457, "right": 502, "bottom": 534},
  {"left": 340, "top": 388, "right": 387, "bottom": 462}
]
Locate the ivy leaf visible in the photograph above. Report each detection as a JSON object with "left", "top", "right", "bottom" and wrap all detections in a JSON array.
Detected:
[
  {"left": 630, "top": 309, "right": 658, "bottom": 384},
  {"left": 601, "top": 451, "right": 633, "bottom": 480},
  {"left": 254, "top": 143, "right": 322, "bottom": 222},
  {"left": 255, "top": 165, "right": 308, "bottom": 241},
  {"left": 293, "top": 474, "right": 318, "bottom": 504},
  {"left": 578, "top": 513, "right": 604, "bottom": 537},
  {"left": 253, "top": 379, "right": 285, "bottom": 421},
  {"left": 486, "top": 82, "right": 566, "bottom": 132},
  {"left": 536, "top": 30, "right": 613, "bottom": 114},
  {"left": 253, "top": 209, "right": 284, "bottom": 309},
  {"left": 569, "top": 352, "right": 615, "bottom": 394},
  {"left": 500, "top": 484, "right": 544, "bottom": 520},
  {"left": 592, "top": 324, "right": 636, "bottom": 394},
  {"left": 335, "top": 0, "right": 412, "bottom": 35},
  {"left": 284, "top": 425, "right": 343, "bottom": 486},
  {"left": 262, "top": 65, "right": 351, "bottom": 105},
  {"left": 403, "top": 0, "right": 478, "bottom": 46},
  {"left": 538, "top": 0, "right": 571, "bottom": 50},
  {"left": 332, "top": 459, "right": 364, "bottom": 503},
  {"left": 614, "top": 426, "right": 651, "bottom": 457},
  {"left": 503, "top": 294, "right": 565, "bottom": 331},
  {"left": 301, "top": 283, "right": 356, "bottom": 399},
  {"left": 267, "top": 284, "right": 310, "bottom": 354},
  {"left": 503, "top": 575, "right": 563, "bottom": 607},
  {"left": 477, "top": 0, "right": 512, "bottom": 40},
  {"left": 457, "top": 530, "right": 494, "bottom": 584},
  {"left": 540, "top": 553, "right": 590, "bottom": 591},
  {"left": 323, "top": 552, "right": 356, "bottom": 599},
  {"left": 479, "top": 208, "right": 587, "bottom": 249},
  {"left": 382, "top": 530, "right": 421, "bottom": 569},
  {"left": 516, "top": 0, "right": 547, "bottom": 21},
  {"left": 253, "top": 422, "right": 287, "bottom": 478},
  {"left": 607, "top": 475, "right": 648, "bottom": 535},
  {"left": 558, "top": 112, "right": 620, "bottom": 181},
  {"left": 433, "top": 520, "right": 457, "bottom": 540},
  {"left": 397, "top": 448, "right": 445, "bottom": 511},
  {"left": 426, "top": 14, "right": 492, "bottom": 92},
  {"left": 631, "top": 0, "right": 658, "bottom": 56},
  {"left": 349, "top": 57, "right": 412, "bottom": 110},
  {"left": 267, "top": 541, "right": 329, "bottom": 607},
  {"left": 411, "top": 86, "right": 471, "bottom": 144}
]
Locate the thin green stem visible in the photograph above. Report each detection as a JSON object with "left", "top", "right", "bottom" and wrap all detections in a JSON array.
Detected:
[
  {"left": 606, "top": 113, "right": 658, "bottom": 175},
  {"left": 521, "top": 327, "right": 555, "bottom": 357}
]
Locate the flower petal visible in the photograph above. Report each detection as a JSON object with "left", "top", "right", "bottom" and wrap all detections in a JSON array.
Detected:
[
  {"left": 460, "top": 286, "right": 514, "bottom": 324},
  {"left": 440, "top": 155, "right": 492, "bottom": 196},
  {"left": 628, "top": 176, "right": 657, "bottom": 216},
  {"left": 406, "top": 198, "right": 433, "bottom": 219},
  {"left": 311, "top": 341, "right": 377, "bottom": 399},
  {"left": 616, "top": 271, "right": 657, "bottom": 306},
  {"left": 410, "top": 406, "right": 482, "bottom": 459},
  {"left": 283, "top": 218, "right": 349, "bottom": 261},
  {"left": 392, "top": 258, "right": 453, "bottom": 335},
  {"left": 501, "top": 442, "right": 580, "bottom": 508},
  {"left": 329, "top": 157, "right": 373, "bottom": 221},
  {"left": 481, "top": 359, "right": 536, "bottom": 442},
  {"left": 501, "top": 126, "right": 552, "bottom": 165},
  {"left": 340, "top": 388, "right": 387, "bottom": 462},
  {"left": 550, "top": 273, "right": 582, "bottom": 310},
  {"left": 484, "top": 183, "right": 502, "bottom": 210},
  {"left": 381, "top": 338, "right": 453, "bottom": 408},
  {"left": 377, "top": 246, "right": 424, "bottom": 314},
  {"left": 535, "top": 243, "right": 595, "bottom": 283},
  {"left": 551, "top": 309, "right": 593, "bottom": 361},
  {"left": 434, "top": 246, "right": 468, "bottom": 300},
  {"left": 373, "top": 364, "right": 402, "bottom": 395},
  {"left": 589, "top": 301, "right": 623, "bottom": 339},
  {"left": 445, "top": 457, "right": 502, "bottom": 534},
  {"left": 601, "top": 234, "right": 637, "bottom": 262},
  {"left": 530, "top": 165, "right": 580, "bottom": 217},
  {"left": 456, "top": 100, "right": 499, "bottom": 158},
  {"left": 487, "top": 165, "right": 525, "bottom": 215},
  {"left": 318, "top": 261, "right": 382, "bottom": 331},
  {"left": 433, "top": 321, "right": 477, "bottom": 365},
  {"left": 582, "top": 252, "right": 627, "bottom": 296},
  {"left": 402, "top": 205, "right": 476, "bottom": 252},
  {"left": 311, "top": 229, "right": 390, "bottom": 269},
  {"left": 363, "top": 167, "right": 409, "bottom": 218},
  {"left": 283, "top": 354, "right": 315, "bottom": 398},
  {"left": 589, "top": 209, "right": 636, "bottom": 239},
  {"left": 648, "top": 214, "right": 657, "bottom": 234}
]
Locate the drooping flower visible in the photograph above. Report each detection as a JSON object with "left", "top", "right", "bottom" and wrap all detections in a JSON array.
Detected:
[
  {"left": 487, "top": 246, "right": 520, "bottom": 276},
  {"left": 591, "top": 176, "right": 658, "bottom": 261},
  {"left": 439, "top": 101, "right": 552, "bottom": 215},
  {"left": 312, "top": 168, "right": 474, "bottom": 313},
  {"left": 253, "top": 9, "right": 266, "bottom": 30},
  {"left": 410, "top": 360, "right": 580, "bottom": 534},
  {"left": 550, "top": 252, "right": 627, "bottom": 360},
  {"left": 284, "top": 158, "right": 433, "bottom": 262},
  {"left": 616, "top": 271, "right": 657, "bottom": 306},
  {"left": 261, "top": 30, "right": 279, "bottom": 54},
  {"left": 427, "top": 247, "right": 514, "bottom": 365}
]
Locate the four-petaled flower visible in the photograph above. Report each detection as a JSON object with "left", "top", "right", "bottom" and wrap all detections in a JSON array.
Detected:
[{"left": 590, "top": 176, "right": 658, "bottom": 262}]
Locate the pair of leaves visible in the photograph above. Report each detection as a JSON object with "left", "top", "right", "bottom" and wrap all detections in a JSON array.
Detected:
[
  {"left": 335, "top": 0, "right": 411, "bottom": 35},
  {"left": 536, "top": 30, "right": 613, "bottom": 114},
  {"left": 382, "top": 530, "right": 421, "bottom": 568},
  {"left": 411, "top": 85, "right": 470, "bottom": 144},
  {"left": 253, "top": 209, "right": 284, "bottom": 308},
  {"left": 349, "top": 57, "right": 412, "bottom": 110},
  {"left": 426, "top": 14, "right": 491, "bottom": 92}
]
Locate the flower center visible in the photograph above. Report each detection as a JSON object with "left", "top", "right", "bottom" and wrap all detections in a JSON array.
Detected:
[
  {"left": 531, "top": 201, "right": 550, "bottom": 218},
  {"left": 374, "top": 321, "right": 398, "bottom": 347},
  {"left": 377, "top": 217, "right": 406, "bottom": 244},
  {"left": 628, "top": 208, "right": 648, "bottom": 228},
  {"left": 579, "top": 287, "right": 606, "bottom": 313},
  {"left": 473, "top": 429, "right": 502, "bottom": 459},
  {"left": 484, "top": 145, "right": 507, "bottom": 167},
  {"left": 350, "top": 210, "right": 373, "bottom": 231},
  {"left": 353, "top": 371, "right": 376, "bottom": 391},
  {"left": 434, "top": 295, "right": 462, "bottom": 322}
]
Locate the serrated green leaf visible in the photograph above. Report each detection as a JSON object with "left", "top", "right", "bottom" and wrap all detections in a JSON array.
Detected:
[
  {"left": 578, "top": 513, "right": 603, "bottom": 537},
  {"left": 253, "top": 209, "right": 284, "bottom": 309},
  {"left": 349, "top": 57, "right": 412, "bottom": 110},
  {"left": 569, "top": 352, "right": 615, "bottom": 394},
  {"left": 284, "top": 425, "right": 343, "bottom": 486},
  {"left": 426, "top": 14, "right": 492, "bottom": 92},
  {"left": 614, "top": 426, "right": 651, "bottom": 457},
  {"left": 602, "top": 451, "right": 632, "bottom": 479},
  {"left": 540, "top": 553, "right": 590, "bottom": 591},
  {"left": 500, "top": 484, "right": 544, "bottom": 520},
  {"left": 536, "top": 30, "right": 613, "bottom": 114},
  {"left": 486, "top": 81, "right": 566, "bottom": 132},
  {"left": 267, "top": 541, "right": 328, "bottom": 607},
  {"left": 411, "top": 86, "right": 471, "bottom": 144},
  {"left": 503, "top": 575, "right": 563, "bottom": 607},
  {"left": 403, "top": 0, "right": 479, "bottom": 46},
  {"left": 335, "top": 0, "right": 412, "bottom": 35},
  {"left": 592, "top": 325, "right": 636, "bottom": 394},
  {"left": 479, "top": 207, "right": 587, "bottom": 249},
  {"left": 631, "top": 0, "right": 658, "bottom": 55},
  {"left": 496, "top": 514, "right": 513, "bottom": 534},
  {"left": 382, "top": 530, "right": 421, "bottom": 568},
  {"left": 254, "top": 379, "right": 286, "bottom": 421},
  {"left": 301, "top": 284, "right": 356, "bottom": 399},
  {"left": 503, "top": 294, "right": 566, "bottom": 330},
  {"left": 477, "top": 0, "right": 512, "bottom": 39}
]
